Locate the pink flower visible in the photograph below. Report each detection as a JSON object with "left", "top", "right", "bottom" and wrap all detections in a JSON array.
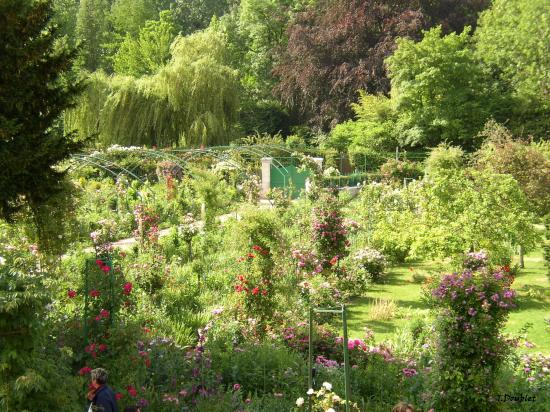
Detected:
[
  {"left": 233, "top": 383, "right": 241, "bottom": 391},
  {"left": 95, "top": 259, "right": 104, "bottom": 267},
  {"left": 115, "top": 393, "right": 123, "bottom": 400},
  {"left": 89, "top": 289, "right": 101, "bottom": 298},
  {"left": 402, "top": 368, "right": 418, "bottom": 377},
  {"left": 68, "top": 289, "right": 77, "bottom": 298},
  {"left": 98, "top": 344, "right": 108, "bottom": 352},
  {"left": 100, "top": 309, "right": 110, "bottom": 319},
  {"left": 101, "top": 265, "right": 111, "bottom": 273},
  {"left": 252, "top": 287, "right": 259, "bottom": 295}
]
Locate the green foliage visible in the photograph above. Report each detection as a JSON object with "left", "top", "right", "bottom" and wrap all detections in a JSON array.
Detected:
[
  {"left": 424, "top": 143, "right": 465, "bottom": 177},
  {"left": 475, "top": 0, "right": 550, "bottom": 137},
  {"left": 66, "top": 28, "right": 240, "bottom": 147},
  {"left": 0, "top": 263, "right": 80, "bottom": 411},
  {"left": 75, "top": 0, "right": 111, "bottom": 71},
  {"left": 113, "top": 10, "right": 176, "bottom": 77},
  {"left": 379, "top": 158, "right": 423, "bottom": 184},
  {"left": 387, "top": 26, "right": 502, "bottom": 148},
  {"left": 410, "top": 168, "right": 539, "bottom": 263},
  {"left": 172, "top": 0, "right": 234, "bottom": 35},
  {"left": 0, "top": 0, "right": 83, "bottom": 221},
  {"left": 51, "top": 0, "right": 79, "bottom": 44},
  {"left": 110, "top": 0, "right": 160, "bottom": 37},
  {"left": 475, "top": 120, "right": 550, "bottom": 216},
  {"left": 210, "top": 341, "right": 306, "bottom": 396}
]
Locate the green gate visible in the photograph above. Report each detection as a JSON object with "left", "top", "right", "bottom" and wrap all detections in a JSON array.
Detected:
[{"left": 270, "top": 158, "right": 310, "bottom": 197}]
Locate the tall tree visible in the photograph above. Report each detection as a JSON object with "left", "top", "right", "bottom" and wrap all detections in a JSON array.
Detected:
[
  {"left": 66, "top": 29, "right": 240, "bottom": 148},
  {"left": 0, "top": 0, "right": 82, "bottom": 221},
  {"left": 273, "top": 0, "right": 425, "bottom": 130},
  {"left": 386, "top": 27, "right": 503, "bottom": 148},
  {"left": 113, "top": 10, "right": 176, "bottom": 76},
  {"left": 75, "top": 0, "right": 111, "bottom": 71},
  {"left": 172, "top": 0, "right": 236, "bottom": 35},
  {"left": 475, "top": 0, "right": 550, "bottom": 137}
]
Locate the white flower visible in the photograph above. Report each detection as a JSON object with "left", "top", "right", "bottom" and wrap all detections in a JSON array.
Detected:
[
  {"left": 307, "top": 388, "right": 314, "bottom": 395},
  {"left": 322, "top": 382, "right": 332, "bottom": 391},
  {"left": 332, "top": 395, "right": 341, "bottom": 403},
  {"left": 296, "top": 397, "right": 304, "bottom": 407},
  {"left": 0, "top": 256, "right": 5, "bottom": 265},
  {"left": 326, "top": 408, "right": 336, "bottom": 412}
]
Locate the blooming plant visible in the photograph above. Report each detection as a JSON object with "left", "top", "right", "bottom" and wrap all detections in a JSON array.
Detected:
[
  {"left": 428, "top": 259, "right": 517, "bottom": 410},
  {"left": 293, "top": 382, "right": 360, "bottom": 412},
  {"left": 312, "top": 193, "right": 349, "bottom": 269},
  {"left": 352, "top": 247, "right": 387, "bottom": 282},
  {"left": 90, "top": 219, "right": 117, "bottom": 257},
  {"left": 463, "top": 250, "right": 488, "bottom": 271},
  {"left": 133, "top": 204, "right": 160, "bottom": 248},
  {"left": 234, "top": 245, "right": 276, "bottom": 332}
]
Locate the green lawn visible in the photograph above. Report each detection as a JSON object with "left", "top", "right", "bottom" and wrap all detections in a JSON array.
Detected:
[{"left": 347, "top": 250, "right": 550, "bottom": 354}]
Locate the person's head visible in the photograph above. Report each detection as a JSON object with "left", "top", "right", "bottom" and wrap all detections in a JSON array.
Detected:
[
  {"left": 91, "top": 368, "right": 108, "bottom": 386},
  {"left": 392, "top": 402, "right": 414, "bottom": 412}
]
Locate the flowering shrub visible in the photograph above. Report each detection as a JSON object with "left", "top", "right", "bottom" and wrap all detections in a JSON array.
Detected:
[
  {"left": 90, "top": 219, "right": 117, "bottom": 257},
  {"left": 234, "top": 245, "right": 275, "bottom": 333},
  {"left": 133, "top": 204, "right": 160, "bottom": 248},
  {"left": 352, "top": 247, "right": 387, "bottom": 282},
  {"left": 463, "top": 250, "right": 488, "bottom": 271},
  {"left": 294, "top": 382, "right": 359, "bottom": 412},
  {"left": 428, "top": 263, "right": 517, "bottom": 410},
  {"left": 312, "top": 193, "right": 349, "bottom": 268}
]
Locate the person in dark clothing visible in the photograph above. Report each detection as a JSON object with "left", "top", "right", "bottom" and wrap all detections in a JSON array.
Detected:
[{"left": 87, "top": 368, "right": 119, "bottom": 412}]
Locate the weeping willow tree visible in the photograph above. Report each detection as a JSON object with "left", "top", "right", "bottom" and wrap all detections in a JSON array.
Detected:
[{"left": 65, "top": 29, "right": 240, "bottom": 147}]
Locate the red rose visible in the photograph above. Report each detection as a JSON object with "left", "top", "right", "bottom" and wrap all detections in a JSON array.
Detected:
[
  {"left": 100, "top": 309, "right": 110, "bottom": 318},
  {"left": 101, "top": 265, "right": 111, "bottom": 273},
  {"left": 99, "top": 344, "right": 108, "bottom": 352},
  {"left": 252, "top": 245, "right": 262, "bottom": 251},
  {"left": 79, "top": 366, "right": 92, "bottom": 376},
  {"left": 89, "top": 289, "right": 101, "bottom": 298},
  {"left": 115, "top": 393, "right": 123, "bottom": 400},
  {"left": 127, "top": 386, "right": 138, "bottom": 397},
  {"left": 68, "top": 289, "right": 77, "bottom": 298},
  {"left": 123, "top": 282, "right": 133, "bottom": 295},
  {"left": 95, "top": 259, "right": 104, "bottom": 267},
  {"left": 261, "top": 290, "right": 267, "bottom": 296},
  {"left": 329, "top": 256, "right": 338, "bottom": 266},
  {"left": 252, "top": 287, "right": 259, "bottom": 295}
]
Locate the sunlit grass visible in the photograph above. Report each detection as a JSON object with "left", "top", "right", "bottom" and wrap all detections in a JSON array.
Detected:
[{"left": 348, "top": 250, "right": 550, "bottom": 354}]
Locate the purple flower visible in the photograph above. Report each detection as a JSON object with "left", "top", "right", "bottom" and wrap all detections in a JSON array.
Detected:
[
  {"left": 468, "top": 308, "right": 477, "bottom": 317},
  {"left": 491, "top": 293, "right": 500, "bottom": 302},
  {"left": 503, "top": 290, "right": 515, "bottom": 299}
]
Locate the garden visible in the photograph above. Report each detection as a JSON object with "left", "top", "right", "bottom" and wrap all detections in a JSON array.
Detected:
[{"left": 1, "top": 1, "right": 550, "bottom": 411}]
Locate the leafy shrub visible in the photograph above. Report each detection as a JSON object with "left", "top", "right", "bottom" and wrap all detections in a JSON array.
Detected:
[
  {"left": 0, "top": 264, "right": 80, "bottom": 411},
  {"left": 210, "top": 342, "right": 306, "bottom": 397},
  {"left": 379, "top": 158, "right": 423, "bottom": 184},
  {"left": 424, "top": 143, "right": 465, "bottom": 177}
]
